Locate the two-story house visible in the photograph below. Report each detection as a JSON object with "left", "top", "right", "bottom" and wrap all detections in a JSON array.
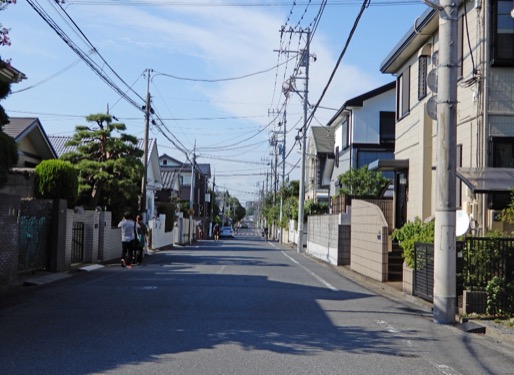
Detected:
[
  {"left": 158, "top": 154, "right": 211, "bottom": 220},
  {"left": 305, "top": 126, "right": 335, "bottom": 203},
  {"left": 378, "top": 0, "right": 514, "bottom": 233}
]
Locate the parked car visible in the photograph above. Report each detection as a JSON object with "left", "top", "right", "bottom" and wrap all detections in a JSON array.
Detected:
[
  {"left": 240, "top": 222, "right": 248, "bottom": 229},
  {"left": 220, "top": 226, "right": 235, "bottom": 238}
]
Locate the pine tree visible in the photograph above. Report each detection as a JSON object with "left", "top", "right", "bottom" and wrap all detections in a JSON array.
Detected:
[{"left": 61, "top": 113, "right": 144, "bottom": 222}]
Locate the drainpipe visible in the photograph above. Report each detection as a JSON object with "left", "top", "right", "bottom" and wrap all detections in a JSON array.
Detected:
[{"left": 481, "top": 0, "right": 489, "bottom": 232}]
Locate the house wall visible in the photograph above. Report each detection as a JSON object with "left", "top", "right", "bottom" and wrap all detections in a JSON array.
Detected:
[
  {"left": 350, "top": 200, "right": 389, "bottom": 282},
  {"left": 351, "top": 92, "right": 395, "bottom": 144},
  {"left": 393, "top": 49, "right": 435, "bottom": 221}
]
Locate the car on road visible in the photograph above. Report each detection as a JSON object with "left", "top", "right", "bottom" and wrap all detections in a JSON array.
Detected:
[
  {"left": 240, "top": 222, "right": 248, "bottom": 229},
  {"left": 220, "top": 226, "right": 235, "bottom": 238}
]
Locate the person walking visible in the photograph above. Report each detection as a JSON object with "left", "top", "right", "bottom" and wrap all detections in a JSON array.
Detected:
[
  {"left": 213, "top": 223, "right": 220, "bottom": 241},
  {"left": 118, "top": 212, "right": 136, "bottom": 269},
  {"left": 134, "top": 214, "right": 148, "bottom": 265}
]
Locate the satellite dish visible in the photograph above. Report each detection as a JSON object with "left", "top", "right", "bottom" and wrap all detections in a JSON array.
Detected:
[
  {"left": 432, "top": 50, "right": 439, "bottom": 67},
  {"left": 426, "top": 95, "right": 438, "bottom": 120},
  {"left": 456, "top": 210, "right": 470, "bottom": 236},
  {"left": 427, "top": 69, "right": 438, "bottom": 93}
]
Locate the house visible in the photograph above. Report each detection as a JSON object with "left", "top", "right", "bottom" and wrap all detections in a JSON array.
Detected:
[
  {"left": 158, "top": 154, "right": 212, "bottom": 219},
  {"left": 3, "top": 117, "right": 57, "bottom": 168},
  {"left": 305, "top": 126, "right": 335, "bottom": 203},
  {"left": 49, "top": 134, "right": 162, "bottom": 221},
  {"left": 323, "top": 82, "right": 397, "bottom": 215},
  {"left": 0, "top": 59, "right": 26, "bottom": 83},
  {"left": 378, "top": 1, "right": 514, "bottom": 233}
]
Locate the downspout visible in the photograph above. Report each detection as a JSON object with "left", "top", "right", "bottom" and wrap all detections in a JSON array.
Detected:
[{"left": 481, "top": 0, "right": 489, "bottom": 232}]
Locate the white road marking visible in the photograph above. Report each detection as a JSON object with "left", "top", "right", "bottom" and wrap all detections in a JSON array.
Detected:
[
  {"left": 281, "top": 251, "right": 338, "bottom": 291},
  {"left": 376, "top": 321, "right": 463, "bottom": 375}
]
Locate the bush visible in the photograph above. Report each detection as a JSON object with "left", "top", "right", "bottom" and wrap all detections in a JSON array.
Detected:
[
  {"left": 34, "top": 160, "right": 78, "bottom": 206},
  {"left": 390, "top": 217, "right": 435, "bottom": 268}
]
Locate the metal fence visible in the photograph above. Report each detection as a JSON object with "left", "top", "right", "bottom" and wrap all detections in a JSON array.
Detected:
[{"left": 413, "top": 238, "right": 514, "bottom": 314}]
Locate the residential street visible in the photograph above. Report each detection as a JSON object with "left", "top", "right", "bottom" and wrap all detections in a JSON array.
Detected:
[{"left": 1, "top": 229, "right": 513, "bottom": 375}]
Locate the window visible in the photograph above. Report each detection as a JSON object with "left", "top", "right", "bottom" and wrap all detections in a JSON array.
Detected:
[
  {"left": 491, "top": 0, "right": 514, "bottom": 66},
  {"left": 341, "top": 115, "right": 349, "bottom": 149},
  {"left": 379, "top": 111, "right": 395, "bottom": 146},
  {"left": 458, "top": 15, "right": 464, "bottom": 78},
  {"left": 488, "top": 137, "right": 514, "bottom": 209},
  {"left": 397, "top": 67, "right": 410, "bottom": 119},
  {"left": 418, "top": 55, "right": 428, "bottom": 100},
  {"left": 491, "top": 136, "right": 514, "bottom": 167}
]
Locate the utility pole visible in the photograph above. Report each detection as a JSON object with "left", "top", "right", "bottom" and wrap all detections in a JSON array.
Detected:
[
  {"left": 189, "top": 143, "right": 196, "bottom": 211},
  {"left": 140, "top": 68, "right": 152, "bottom": 222},
  {"left": 431, "top": 0, "right": 458, "bottom": 324},
  {"left": 297, "top": 32, "right": 311, "bottom": 253},
  {"left": 279, "top": 109, "right": 287, "bottom": 243},
  {"left": 276, "top": 28, "right": 311, "bottom": 252}
]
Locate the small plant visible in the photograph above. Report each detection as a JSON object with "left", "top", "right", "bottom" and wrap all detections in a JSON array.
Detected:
[
  {"left": 390, "top": 217, "right": 435, "bottom": 268},
  {"left": 486, "top": 276, "right": 514, "bottom": 316}
]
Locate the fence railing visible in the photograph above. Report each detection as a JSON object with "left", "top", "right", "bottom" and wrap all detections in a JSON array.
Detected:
[{"left": 413, "top": 238, "right": 514, "bottom": 314}]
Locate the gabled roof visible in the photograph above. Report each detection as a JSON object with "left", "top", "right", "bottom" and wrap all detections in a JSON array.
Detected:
[
  {"left": 5, "top": 117, "right": 57, "bottom": 160},
  {"left": 380, "top": 7, "right": 438, "bottom": 74},
  {"left": 327, "top": 81, "right": 396, "bottom": 126},
  {"left": 311, "top": 126, "right": 335, "bottom": 154}
]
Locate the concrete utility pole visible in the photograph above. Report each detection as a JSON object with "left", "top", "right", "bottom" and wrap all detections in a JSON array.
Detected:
[
  {"left": 432, "top": 0, "right": 458, "bottom": 324},
  {"left": 140, "top": 68, "right": 152, "bottom": 222},
  {"left": 297, "top": 37, "right": 310, "bottom": 253},
  {"left": 275, "top": 28, "right": 312, "bottom": 252},
  {"left": 279, "top": 109, "right": 287, "bottom": 243}
]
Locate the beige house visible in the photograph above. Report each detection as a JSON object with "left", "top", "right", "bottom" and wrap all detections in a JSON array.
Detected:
[{"left": 378, "top": 1, "right": 514, "bottom": 234}]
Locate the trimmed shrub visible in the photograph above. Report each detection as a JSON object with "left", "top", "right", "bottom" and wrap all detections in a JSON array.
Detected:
[
  {"left": 391, "top": 217, "right": 435, "bottom": 268},
  {"left": 35, "top": 160, "right": 78, "bottom": 206}
]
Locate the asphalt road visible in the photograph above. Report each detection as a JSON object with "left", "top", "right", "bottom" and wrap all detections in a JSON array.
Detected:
[{"left": 1, "top": 228, "right": 514, "bottom": 375}]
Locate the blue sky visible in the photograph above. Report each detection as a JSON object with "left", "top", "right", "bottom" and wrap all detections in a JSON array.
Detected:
[{"left": 3, "top": 0, "right": 427, "bottom": 204}]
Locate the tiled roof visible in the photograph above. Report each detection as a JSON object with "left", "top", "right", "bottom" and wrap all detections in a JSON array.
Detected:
[
  {"left": 48, "top": 135, "right": 156, "bottom": 159},
  {"left": 47, "top": 135, "right": 77, "bottom": 157},
  {"left": 4, "top": 117, "right": 38, "bottom": 140}
]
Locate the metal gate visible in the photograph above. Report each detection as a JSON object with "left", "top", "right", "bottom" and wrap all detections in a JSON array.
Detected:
[
  {"left": 413, "top": 242, "right": 434, "bottom": 301},
  {"left": 72, "top": 222, "right": 84, "bottom": 264},
  {"left": 413, "top": 241, "right": 465, "bottom": 303}
]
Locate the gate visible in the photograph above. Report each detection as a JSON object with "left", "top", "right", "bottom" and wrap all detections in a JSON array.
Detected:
[
  {"left": 18, "top": 216, "right": 48, "bottom": 273},
  {"left": 413, "top": 241, "right": 473, "bottom": 303},
  {"left": 413, "top": 242, "right": 434, "bottom": 301},
  {"left": 72, "top": 222, "right": 84, "bottom": 264}
]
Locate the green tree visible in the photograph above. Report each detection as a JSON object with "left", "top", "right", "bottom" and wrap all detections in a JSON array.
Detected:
[
  {"left": 34, "top": 160, "right": 78, "bottom": 206},
  {"left": 61, "top": 113, "right": 143, "bottom": 222},
  {"left": 337, "top": 167, "right": 390, "bottom": 198}
]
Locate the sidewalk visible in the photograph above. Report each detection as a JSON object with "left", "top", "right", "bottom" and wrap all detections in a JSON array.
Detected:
[{"left": 330, "top": 261, "right": 514, "bottom": 349}]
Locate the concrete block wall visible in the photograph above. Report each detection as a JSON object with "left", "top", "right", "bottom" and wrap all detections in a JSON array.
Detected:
[
  {"left": 0, "top": 194, "right": 20, "bottom": 285},
  {"left": 306, "top": 214, "right": 340, "bottom": 265},
  {"left": 350, "top": 200, "right": 389, "bottom": 282}
]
